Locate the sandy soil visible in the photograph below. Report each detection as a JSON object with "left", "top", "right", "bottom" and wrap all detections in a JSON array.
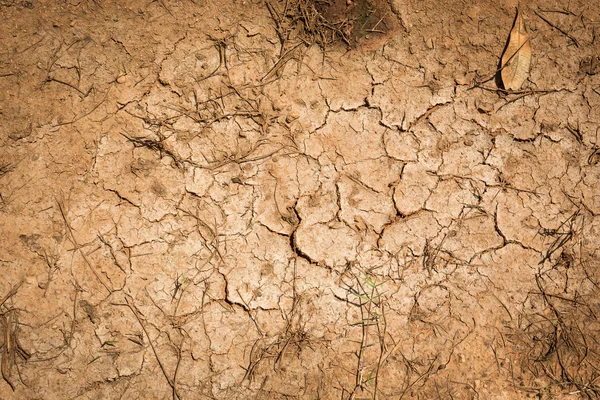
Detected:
[{"left": 1, "top": 0, "right": 600, "bottom": 398}]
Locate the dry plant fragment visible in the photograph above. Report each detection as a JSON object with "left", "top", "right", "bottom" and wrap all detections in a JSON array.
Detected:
[
  {"left": 1, "top": 282, "right": 29, "bottom": 392},
  {"left": 56, "top": 198, "right": 113, "bottom": 293},
  {"left": 501, "top": 9, "right": 531, "bottom": 91}
]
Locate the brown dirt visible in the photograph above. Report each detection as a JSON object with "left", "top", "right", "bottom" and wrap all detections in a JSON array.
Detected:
[{"left": 1, "top": 0, "right": 600, "bottom": 399}]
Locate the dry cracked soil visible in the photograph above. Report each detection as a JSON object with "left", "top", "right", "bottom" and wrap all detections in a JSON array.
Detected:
[{"left": 1, "top": 0, "right": 600, "bottom": 399}]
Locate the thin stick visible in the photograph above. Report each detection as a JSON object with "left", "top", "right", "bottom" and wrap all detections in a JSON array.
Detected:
[
  {"left": 122, "top": 295, "right": 181, "bottom": 400},
  {"left": 52, "top": 92, "right": 106, "bottom": 127},
  {"left": 261, "top": 42, "right": 303, "bottom": 82},
  {"left": 534, "top": 10, "right": 579, "bottom": 47},
  {"left": 0, "top": 281, "right": 23, "bottom": 309},
  {"left": 1, "top": 311, "right": 15, "bottom": 391},
  {"left": 57, "top": 199, "right": 112, "bottom": 293},
  {"left": 171, "top": 344, "right": 182, "bottom": 400},
  {"left": 45, "top": 77, "right": 91, "bottom": 97}
]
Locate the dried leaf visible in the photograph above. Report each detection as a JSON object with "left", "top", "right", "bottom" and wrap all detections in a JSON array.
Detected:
[{"left": 501, "top": 9, "right": 531, "bottom": 91}]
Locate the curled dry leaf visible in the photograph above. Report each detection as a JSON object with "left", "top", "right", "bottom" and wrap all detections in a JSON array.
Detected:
[{"left": 501, "top": 9, "right": 531, "bottom": 91}]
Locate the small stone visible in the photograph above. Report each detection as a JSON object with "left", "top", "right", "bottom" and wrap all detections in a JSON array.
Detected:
[
  {"left": 476, "top": 100, "right": 494, "bottom": 114},
  {"left": 272, "top": 100, "right": 283, "bottom": 111},
  {"left": 286, "top": 111, "right": 300, "bottom": 123},
  {"left": 467, "top": 6, "right": 478, "bottom": 20},
  {"left": 116, "top": 75, "right": 127, "bottom": 84},
  {"left": 38, "top": 279, "right": 48, "bottom": 289},
  {"left": 9, "top": 124, "right": 32, "bottom": 140}
]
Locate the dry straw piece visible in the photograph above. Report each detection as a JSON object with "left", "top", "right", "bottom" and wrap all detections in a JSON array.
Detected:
[{"left": 501, "top": 9, "right": 531, "bottom": 90}]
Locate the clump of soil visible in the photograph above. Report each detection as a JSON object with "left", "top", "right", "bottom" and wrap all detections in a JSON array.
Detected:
[{"left": 268, "top": 0, "right": 397, "bottom": 47}]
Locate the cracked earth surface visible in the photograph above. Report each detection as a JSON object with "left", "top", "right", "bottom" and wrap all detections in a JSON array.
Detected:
[{"left": 1, "top": 0, "right": 600, "bottom": 398}]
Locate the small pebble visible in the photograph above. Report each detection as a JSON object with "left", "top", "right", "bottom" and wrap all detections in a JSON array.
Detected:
[
  {"left": 116, "top": 75, "right": 127, "bottom": 84},
  {"left": 476, "top": 100, "right": 494, "bottom": 114},
  {"left": 286, "top": 111, "right": 299, "bottom": 123}
]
